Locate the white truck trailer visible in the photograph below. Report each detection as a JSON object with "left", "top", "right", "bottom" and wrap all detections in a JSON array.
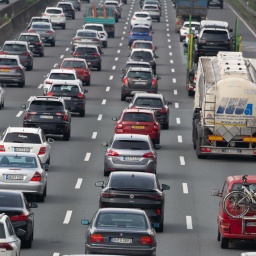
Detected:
[{"left": 192, "top": 52, "right": 256, "bottom": 159}]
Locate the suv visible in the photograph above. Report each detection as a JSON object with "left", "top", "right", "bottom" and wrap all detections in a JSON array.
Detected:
[
  {"left": 193, "top": 20, "right": 233, "bottom": 63},
  {"left": 21, "top": 96, "right": 71, "bottom": 141},
  {"left": 42, "top": 7, "right": 66, "bottom": 29},
  {"left": 56, "top": 2, "right": 75, "bottom": 19},
  {"left": 27, "top": 16, "right": 52, "bottom": 30},
  {"left": 121, "top": 67, "right": 160, "bottom": 101}
]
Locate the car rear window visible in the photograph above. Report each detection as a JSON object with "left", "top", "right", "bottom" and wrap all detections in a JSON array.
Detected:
[
  {"left": 84, "top": 26, "right": 103, "bottom": 31},
  {"left": 0, "top": 58, "right": 18, "bottom": 65},
  {"left": 110, "top": 176, "right": 155, "bottom": 189},
  {"left": 46, "top": 9, "right": 62, "bottom": 14},
  {"left": 75, "top": 47, "right": 97, "bottom": 54},
  {"left": 58, "top": 3, "right": 72, "bottom": 8},
  {"left": 49, "top": 73, "right": 75, "bottom": 80},
  {"left": 132, "top": 27, "right": 150, "bottom": 33},
  {"left": 31, "top": 24, "right": 51, "bottom": 30},
  {"left": 4, "top": 133, "right": 42, "bottom": 144},
  {"left": 32, "top": 18, "right": 49, "bottom": 23},
  {"left": 51, "top": 84, "right": 80, "bottom": 93},
  {"left": 0, "top": 224, "right": 5, "bottom": 239},
  {"left": 112, "top": 140, "right": 150, "bottom": 150},
  {"left": 134, "top": 43, "right": 152, "bottom": 49},
  {"left": 143, "top": 5, "right": 158, "bottom": 9},
  {"left": 231, "top": 183, "right": 256, "bottom": 192},
  {"left": 201, "top": 30, "right": 229, "bottom": 41},
  {"left": 128, "top": 71, "right": 152, "bottom": 79},
  {"left": 131, "top": 51, "right": 153, "bottom": 60},
  {"left": 77, "top": 31, "right": 96, "bottom": 37},
  {"left": 123, "top": 113, "right": 153, "bottom": 122},
  {"left": 134, "top": 98, "right": 164, "bottom": 107},
  {"left": 0, "top": 195, "right": 23, "bottom": 208},
  {"left": 3, "top": 44, "right": 27, "bottom": 52},
  {"left": 19, "top": 35, "right": 39, "bottom": 42},
  {"left": 0, "top": 156, "right": 37, "bottom": 168},
  {"left": 61, "top": 61, "right": 86, "bottom": 68},
  {"left": 30, "top": 100, "right": 64, "bottom": 110},
  {"left": 135, "top": 13, "right": 149, "bottom": 18}
]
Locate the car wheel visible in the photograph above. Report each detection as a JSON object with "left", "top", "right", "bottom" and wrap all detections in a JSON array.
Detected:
[
  {"left": 162, "top": 122, "right": 169, "bottom": 130},
  {"left": 158, "top": 17, "right": 160, "bottom": 22},
  {"left": 47, "top": 156, "right": 50, "bottom": 166},
  {"left": 51, "top": 40, "right": 55, "bottom": 47},
  {"left": 62, "top": 24, "right": 66, "bottom": 30},
  {"left": 63, "top": 129, "right": 71, "bottom": 141},
  {"left": 220, "top": 235, "right": 229, "bottom": 249},
  {"left": 37, "top": 186, "right": 46, "bottom": 202},
  {"left": 18, "top": 81, "right": 25, "bottom": 88},
  {"left": 103, "top": 42, "right": 107, "bottom": 48},
  {"left": 179, "top": 36, "right": 183, "bottom": 42},
  {"left": 72, "top": 15, "right": 75, "bottom": 19},
  {"left": 121, "top": 94, "right": 126, "bottom": 101},
  {"left": 27, "top": 65, "right": 32, "bottom": 71},
  {"left": 1, "top": 100, "right": 4, "bottom": 109},
  {"left": 112, "top": 32, "right": 115, "bottom": 38},
  {"left": 79, "top": 110, "right": 85, "bottom": 117},
  {"left": 188, "top": 90, "right": 194, "bottom": 96},
  {"left": 97, "top": 65, "right": 101, "bottom": 71},
  {"left": 86, "top": 80, "right": 90, "bottom": 86},
  {"left": 104, "top": 169, "right": 109, "bottom": 177},
  {"left": 22, "top": 235, "right": 32, "bottom": 248},
  {"left": 217, "top": 229, "right": 220, "bottom": 241},
  {"left": 39, "top": 51, "right": 44, "bottom": 57}
]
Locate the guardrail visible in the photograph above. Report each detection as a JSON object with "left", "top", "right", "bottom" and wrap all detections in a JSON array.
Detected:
[{"left": 238, "top": 0, "right": 256, "bottom": 16}]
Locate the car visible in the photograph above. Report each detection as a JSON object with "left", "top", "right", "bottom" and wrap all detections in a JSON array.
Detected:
[
  {"left": 127, "top": 93, "right": 171, "bottom": 129},
  {"left": 21, "top": 96, "right": 72, "bottom": 141},
  {"left": 121, "top": 60, "right": 151, "bottom": 75},
  {"left": 105, "top": 5, "right": 119, "bottom": 23},
  {"left": 83, "top": 23, "right": 108, "bottom": 48},
  {"left": 0, "top": 41, "right": 33, "bottom": 71},
  {"left": 179, "top": 21, "right": 200, "bottom": 42},
  {"left": 96, "top": 171, "right": 170, "bottom": 231},
  {"left": 46, "top": 81, "right": 88, "bottom": 117},
  {"left": 17, "top": 32, "right": 45, "bottom": 56},
  {"left": 0, "top": 127, "right": 53, "bottom": 166},
  {"left": 0, "top": 152, "right": 47, "bottom": 202},
  {"left": 42, "top": 7, "right": 66, "bottom": 29},
  {"left": 130, "top": 12, "right": 152, "bottom": 29},
  {"left": 120, "top": 67, "right": 160, "bottom": 101},
  {"left": 28, "top": 22, "right": 56, "bottom": 47},
  {"left": 207, "top": 0, "right": 223, "bottom": 8},
  {"left": 104, "top": 1, "right": 122, "bottom": 18},
  {"left": 112, "top": 108, "right": 161, "bottom": 145},
  {"left": 27, "top": 16, "right": 52, "bottom": 30},
  {"left": 128, "top": 25, "right": 153, "bottom": 47},
  {"left": 142, "top": 0, "right": 162, "bottom": 13},
  {"left": 101, "top": 133, "right": 158, "bottom": 176},
  {"left": 0, "top": 190, "right": 37, "bottom": 248},
  {"left": 0, "top": 212, "right": 24, "bottom": 253},
  {"left": 72, "top": 29, "right": 102, "bottom": 52},
  {"left": 43, "top": 68, "right": 83, "bottom": 95},
  {"left": 130, "top": 40, "right": 157, "bottom": 52},
  {"left": 63, "top": 0, "right": 81, "bottom": 10},
  {"left": 128, "top": 49, "right": 158, "bottom": 74},
  {"left": 141, "top": 5, "right": 160, "bottom": 22},
  {"left": 81, "top": 208, "right": 157, "bottom": 256},
  {"left": 0, "top": 55, "right": 25, "bottom": 87},
  {"left": 56, "top": 1, "right": 75, "bottom": 19},
  {"left": 72, "top": 45, "right": 102, "bottom": 71}
]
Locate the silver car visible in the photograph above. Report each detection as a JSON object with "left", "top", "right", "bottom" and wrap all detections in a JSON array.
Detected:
[
  {"left": 0, "top": 152, "right": 47, "bottom": 202},
  {"left": 102, "top": 133, "right": 158, "bottom": 176}
]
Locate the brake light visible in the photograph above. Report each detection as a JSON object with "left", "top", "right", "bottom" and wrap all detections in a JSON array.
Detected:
[
  {"left": 0, "top": 243, "right": 13, "bottom": 251},
  {"left": 90, "top": 234, "right": 104, "bottom": 243},
  {"left": 92, "top": 53, "right": 100, "bottom": 57},
  {"left": 143, "top": 152, "right": 155, "bottom": 159},
  {"left": 45, "top": 80, "right": 52, "bottom": 84},
  {"left": 61, "top": 14, "right": 65, "bottom": 17},
  {"left": 46, "top": 31, "right": 54, "bottom": 34},
  {"left": 43, "top": 13, "right": 47, "bottom": 16},
  {"left": 31, "top": 171, "right": 42, "bottom": 182},
  {"left": 149, "top": 33, "right": 152, "bottom": 36},
  {"left": 152, "top": 78, "right": 157, "bottom": 86},
  {"left": 10, "top": 214, "right": 28, "bottom": 221},
  {"left": 132, "top": 17, "right": 136, "bottom": 20},
  {"left": 175, "top": 21, "right": 182, "bottom": 25},
  {"left": 153, "top": 123, "right": 159, "bottom": 130},
  {"left": 117, "top": 123, "right": 123, "bottom": 129},
  {"left": 130, "top": 32, "right": 133, "bottom": 35},
  {"left": 76, "top": 93, "right": 84, "bottom": 99},
  {"left": 46, "top": 91, "right": 54, "bottom": 96},
  {"left": 156, "top": 209, "right": 161, "bottom": 215},
  {"left": 35, "top": 42, "right": 41, "bottom": 45},
  {"left": 0, "top": 145, "right": 5, "bottom": 152},
  {"left": 74, "top": 37, "right": 81, "bottom": 41},
  {"left": 92, "top": 39, "right": 100, "bottom": 42},
  {"left": 63, "top": 113, "right": 68, "bottom": 121},
  {"left": 0, "top": 51, "right": 8, "bottom": 55},
  {"left": 123, "top": 77, "right": 128, "bottom": 86},
  {"left": 201, "top": 147, "right": 211, "bottom": 153},
  {"left": 139, "top": 236, "right": 152, "bottom": 245},
  {"left": 38, "top": 147, "right": 46, "bottom": 155},
  {"left": 28, "top": 30, "right": 36, "bottom": 33},
  {"left": 73, "top": 52, "right": 79, "bottom": 57},
  {"left": 157, "top": 108, "right": 167, "bottom": 113},
  {"left": 102, "top": 192, "right": 115, "bottom": 198},
  {"left": 25, "top": 112, "right": 36, "bottom": 119},
  {"left": 107, "top": 150, "right": 119, "bottom": 156},
  {"left": 21, "top": 52, "right": 30, "bottom": 56},
  {"left": 82, "top": 71, "right": 89, "bottom": 76}
]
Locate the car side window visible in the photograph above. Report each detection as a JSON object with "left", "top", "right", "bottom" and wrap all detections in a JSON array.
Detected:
[{"left": 6, "top": 218, "right": 14, "bottom": 236}]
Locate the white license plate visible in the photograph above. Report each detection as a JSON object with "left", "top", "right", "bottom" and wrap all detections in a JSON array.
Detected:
[
  {"left": 111, "top": 238, "right": 132, "bottom": 243},
  {"left": 63, "top": 97, "right": 71, "bottom": 100},
  {"left": 134, "top": 82, "right": 147, "bottom": 85},
  {"left": 5, "top": 175, "right": 24, "bottom": 180},
  {"left": 246, "top": 222, "right": 256, "bottom": 226},
  {"left": 222, "top": 149, "right": 241, "bottom": 153},
  {"left": 40, "top": 115, "right": 53, "bottom": 119},
  {"left": 123, "top": 156, "right": 140, "bottom": 161},
  {"left": 14, "top": 147, "right": 30, "bottom": 152}
]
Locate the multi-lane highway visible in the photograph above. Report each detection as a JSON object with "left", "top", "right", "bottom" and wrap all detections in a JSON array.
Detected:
[{"left": 1, "top": 0, "right": 256, "bottom": 255}]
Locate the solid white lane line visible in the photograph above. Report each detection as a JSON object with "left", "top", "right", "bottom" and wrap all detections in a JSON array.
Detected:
[
  {"left": 97, "top": 114, "right": 103, "bottom": 121},
  {"left": 175, "top": 103, "right": 179, "bottom": 108},
  {"left": 109, "top": 75, "right": 113, "bottom": 80},
  {"left": 171, "top": 68, "right": 175, "bottom": 72},
  {"left": 27, "top": 96, "right": 33, "bottom": 101},
  {"left": 102, "top": 99, "right": 106, "bottom": 105},
  {"left": 180, "top": 156, "right": 185, "bottom": 165},
  {"left": 119, "top": 43, "right": 123, "bottom": 46},
  {"left": 112, "top": 66, "right": 116, "bottom": 70},
  {"left": 176, "top": 117, "right": 181, "bottom": 124},
  {"left": 16, "top": 111, "right": 23, "bottom": 117},
  {"left": 106, "top": 87, "right": 110, "bottom": 91},
  {"left": 178, "top": 135, "right": 183, "bottom": 143},
  {"left": 115, "top": 57, "right": 118, "bottom": 61},
  {"left": 63, "top": 211, "right": 72, "bottom": 224},
  {"left": 173, "top": 78, "right": 176, "bottom": 83},
  {"left": 170, "top": 60, "right": 173, "bottom": 64},
  {"left": 174, "top": 90, "right": 178, "bottom": 95},
  {"left": 75, "top": 178, "right": 83, "bottom": 189},
  {"left": 38, "top": 84, "right": 43, "bottom": 89},
  {"left": 117, "top": 49, "right": 121, "bottom": 53},
  {"left": 186, "top": 216, "right": 193, "bottom": 229},
  {"left": 60, "top": 55, "right": 64, "bottom": 59},
  {"left": 84, "top": 153, "right": 91, "bottom": 161},
  {"left": 65, "top": 48, "right": 69, "bottom": 51},
  {"left": 183, "top": 183, "right": 188, "bottom": 194},
  {"left": 92, "top": 132, "right": 97, "bottom": 139}
]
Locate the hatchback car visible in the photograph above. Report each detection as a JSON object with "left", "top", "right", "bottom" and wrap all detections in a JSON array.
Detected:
[
  {"left": 81, "top": 208, "right": 157, "bottom": 256},
  {"left": 112, "top": 109, "right": 161, "bottom": 145},
  {"left": 102, "top": 133, "right": 157, "bottom": 176},
  {"left": 0, "top": 152, "right": 47, "bottom": 202},
  {"left": 46, "top": 81, "right": 87, "bottom": 117},
  {"left": 28, "top": 22, "right": 56, "bottom": 47},
  {"left": 27, "top": 16, "right": 52, "bottom": 30},
  {"left": 96, "top": 172, "right": 170, "bottom": 231},
  {"left": 0, "top": 190, "right": 37, "bottom": 248},
  {"left": 0, "top": 41, "right": 33, "bottom": 71},
  {"left": 130, "top": 12, "right": 152, "bottom": 28},
  {"left": 56, "top": 2, "right": 75, "bottom": 19},
  {"left": 179, "top": 21, "right": 200, "bottom": 42},
  {"left": 42, "top": 7, "right": 66, "bottom": 29},
  {"left": 121, "top": 67, "right": 160, "bottom": 101},
  {"left": 21, "top": 96, "right": 71, "bottom": 141},
  {"left": 121, "top": 60, "right": 151, "bottom": 75},
  {"left": 18, "top": 33, "right": 44, "bottom": 56},
  {"left": 127, "top": 93, "right": 171, "bottom": 129},
  {"left": 128, "top": 25, "right": 153, "bottom": 47},
  {"left": 0, "top": 55, "right": 25, "bottom": 87},
  {"left": 59, "top": 58, "right": 91, "bottom": 86},
  {"left": 130, "top": 40, "right": 157, "bottom": 52}
]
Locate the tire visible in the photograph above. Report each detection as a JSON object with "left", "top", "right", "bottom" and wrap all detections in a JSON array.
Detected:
[
  {"left": 179, "top": 36, "right": 183, "bottom": 42},
  {"left": 162, "top": 122, "right": 169, "bottom": 130},
  {"left": 79, "top": 110, "right": 85, "bottom": 117},
  {"left": 51, "top": 40, "right": 55, "bottom": 47},
  {"left": 72, "top": 15, "right": 75, "bottom": 20},
  {"left": 27, "top": 64, "right": 33, "bottom": 71},
  {"left": 103, "top": 42, "right": 107, "bottom": 48},
  {"left": 86, "top": 80, "right": 90, "bottom": 86},
  {"left": 22, "top": 235, "right": 32, "bottom": 248},
  {"left": 121, "top": 94, "right": 126, "bottom": 101},
  {"left": 196, "top": 137, "right": 208, "bottom": 159},
  {"left": 97, "top": 64, "right": 101, "bottom": 71},
  {"left": 18, "top": 81, "right": 25, "bottom": 88},
  {"left": 188, "top": 90, "right": 194, "bottom": 96},
  {"left": 104, "top": 169, "right": 108, "bottom": 177},
  {"left": 220, "top": 235, "right": 229, "bottom": 249},
  {"left": 220, "top": 4, "right": 223, "bottom": 9},
  {"left": 1, "top": 100, "right": 4, "bottom": 109},
  {"left": 63, "top": 129, "right": 71, "bottom": 141},
  {"left": 192, "top": 119, "right": 199, "bottom": 150},
  {"left": 37, "top": 186, "right": 46, "bottom": 202},
  {"left": 222, "top": 191, "right": 250, "bottom": 218},
  {"left": 39, "top": 51, "right": 44, "bottom": 57},
  {"left": 47, "top": 156, "right": 50, "bottom": 165},
  {"left": 62, "top": 24, "right": 66, "bottom": 30},
  {"left": 217, "top": 229, "right": 220, "bottom": 241},
  {"left": 112, "top": 32, "right": 115, "bottom": 38},
  {"left": 158, "top": 18, "right": 160, "bottom": 22}
]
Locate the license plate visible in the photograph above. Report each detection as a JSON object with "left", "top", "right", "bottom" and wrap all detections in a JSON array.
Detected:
[
  {"left": 131, "top": 125, "right": 145, "bottom": 129},
  {"left": 134, "top": 81, "right": 147, "bottom": 85},
  {"left": 63, "top": 97, "right": 71, "bottom": 100},
  {"left": 87, "top": 62, "right": 91, "bottom": 65},
  {"left": 111, "top": 238, "right": 132, "bottom": 244},
  {"left": 222, "top": 149, "right": 241, "bottom": 153},
  {"left": 51, "top": 15, "right": 57, "bottom": 18},
  {"left": 246, "top": 222, "right": 256, "bottom": 226},
  {"left": 5, "top": 175, "right": 24, "bottom": 180},
  {"left": 14, "top": 147, "right": 30, "bottom": 152},
  {"left": 123, "top": 156, "right": 140, "bottom": 161},
  {"left": 0, "top": 69, "right": 10, "bottom": 72},
  {"left": 29, "top": 45, "right": 34, "bottom": 48},
  {"left": 40, "top": 115, "right": 53, "bottom": 119}
]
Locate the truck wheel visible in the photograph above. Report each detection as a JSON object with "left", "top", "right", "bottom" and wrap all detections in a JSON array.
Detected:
[
  {"left": 188, "top": 90, "right": 194, "bottom": 96},
  {"left": 192, "top": 119, "right": 199, "bottom": 150},
  {"left": 217, "top": 230, "right": 220, "bottom": 241},
  {"left": 179, "top": 36, "right": 183, "bottom": 42},
  {"left": 220, "top": 236, "right": 229, "bottom": 249},
  {"left": 196, "top": 137, "right": 208, "bottom": 159}
]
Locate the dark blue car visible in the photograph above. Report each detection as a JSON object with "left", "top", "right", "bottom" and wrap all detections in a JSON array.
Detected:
[{"left": 128, "top": 25, "right": 153, "bottom": 46}]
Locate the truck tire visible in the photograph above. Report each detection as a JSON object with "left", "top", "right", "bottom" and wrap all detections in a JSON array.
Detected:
[
  {"left": 188, "top": 90, "right": 194, "bottom": 96},
  {"left": 217, "top": 230, "right": 220, "bottom": 241},
  {"left": 192, "top": 119, "right": 199, "bottom": 150},
  {"left": 220, "top": 235, "right": 229, "bottom": 249}
]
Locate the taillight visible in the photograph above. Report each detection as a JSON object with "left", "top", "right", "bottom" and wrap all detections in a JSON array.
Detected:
[
  {"left": 0, "top": 243, "right": 14, "bottom": 251},
  {"left": 46, "top": 31, "right": 54, "bottom": 34},
  {"left": 107, "top": 150, "right": 119, "bottom": 156},
  {"left": 46, "top": 91, "right": 54, "bottom": 96},
  {"left": 175, "top": 21, "right": 182, "bottom": 25},
  {"left": 38, "top": 147, "right": 46, "bottom": 155},
  {"left": 90, "top": 234, "right": 104, "bottom": 243},
  {"left": 149, "top": 33, "right": 152, "bottom": 36},
  {"left": 31, "top": 171, "right": 42, "bottom": 182},
  {"left": 156, "top": 209, "right": 161, "bottom": 215},
  {"left": 21, "top": 52, "right": 30, "bottom": 56},
  {"left": 76, "top": 93, "right": 84, "bottom": 99},
  {"left": 61, "top": 14, "right": 65, "bottom": 17},
  {"left": 73, "top": 37, "right": 81, "bottom": 41},
  {"left": 201, "top": 147, "right": 211, "bottom": 153},
  {"left": 101, "top": 192, "right": 115, "bottom": 198},
  {"left": 92, "top": 53, "right": 100, "bottom": 57},
  {"left": 139, "top": 236, "right": 152, "bottom": 245},
  {"left": 143, "top": 152, "right": 155, "bottom": 159},
  {"left": 63, "top": 113, "right": 68, "bottom": 121},
  {"left": 123, "top": 77, "right": 128, "bottom": 86},
  {"left": 157, "top": 108, "right": 167, "bottom": 113},
  {"left": 45, "top": 80, "right": 53, "bottom": 84},
  {"left": 10, "top": 214, "right": 28, "bottom": 221},
  {"left": 35, "top": 42, "right": 41, "bottom": 45},
  {"left": 92, "top": 39, "right": 100, "bottom": 42},
  {"left": 25, "top": 112, "right": 36, "bottom": 119},
  {"left": 153, "top": 123, "right": 159, "bottom": 130},
  {"left": 28, "top": 30, "right": 36, "bottom": 33},
  {"left": 117, "top": 123, "right": 123, "bottom": 129},
  {"left": 43, "top": 13, "right": 47, "bottom": 16},
  {"left": 152, "top": 78, "right": 157, "bottom": 86},
  {"left": 73, "top": 52, "right": 79, "bottom": 57},
  {"left": 0, "top": 145, "right": 5, "bottom": 152},
  {"left": 132, "top": 17, "right": 136, "bottom": 20},
  {"left": 130, "top": 32, "right": 133, "bottom": 35},
  {"left": 0, "top": 51, "right": 8, "bottom": 55}
]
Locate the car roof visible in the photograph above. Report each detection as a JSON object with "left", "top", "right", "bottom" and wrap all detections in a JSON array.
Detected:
[
  {"left": 0, "top": 189, "right": 23, "bottom": 196},
  {"left": 110, "top": 171, "right": 155, "bottom": 179},
  {"left": 200, "top": 20, "right": 229, "bottom": 28},
  {"left": 130, "top": 48, "right": 154, "bottom": 53},
  {"left": 134, "top": 11, "right": 150, "bottom": 14},
  {"left": 132, "top": 40, "right": 153, "bottom": 44},
  {"left": 76, "top": 29, "right": 97, "bottom": 33},
  {"left": 98, "top": 207, "right": 145, "bottom": 214},
  {"left": 62, "top": 58, "right": 85, "bottom": 62},
  {"left": 75, "top": 44, "right": 98, "bottom": 49},
  {"left": 132, "top": 24, "right": 151, "bottom": 28},
  {"left": 49, "top": 69, "right": 77, "bottom": 74},
  {"left": 31, "top": 22, "right": 51, "bottom": 26},
  {"left": 113, "top": 133, "right": 150, "bottom": 140},
  {"left": 5, "top": 127, "right": 42, "bottom": 134},
  {"left": 127, "top": 67, "right": 152, "bottom": 72},
  {"left": 30, "top": 96, "right": 65, "bottom": 102},
  {"left": 4, "top": 40, "right": 28, "bottom": 46}
]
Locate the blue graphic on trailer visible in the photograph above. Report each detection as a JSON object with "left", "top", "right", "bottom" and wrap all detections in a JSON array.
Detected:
[{"left": 216, "top": 98, "right": 252, "bottom": 115}]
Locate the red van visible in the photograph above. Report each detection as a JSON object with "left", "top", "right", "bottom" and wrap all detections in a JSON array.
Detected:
[{"left": 212, "top": 175, "right": 256, "bottom": 249}]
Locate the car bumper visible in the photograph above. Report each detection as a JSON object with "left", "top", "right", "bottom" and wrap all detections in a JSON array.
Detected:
[
  {"left": 65, "top": 101, "right": 85, "bottom": 113},
  {"left": 0, "top": 75, "right": 24, "bottom": 84},
  {"left": 122, "top": 87, "right": 158, "bottom": 96},
  {"left": 0, "top": 183, "right": 45, "bottom": 195}
]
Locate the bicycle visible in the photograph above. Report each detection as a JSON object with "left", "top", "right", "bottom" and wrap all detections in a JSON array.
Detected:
[{"left": 223, "top": 175, "right": 256, "bottom": 218}]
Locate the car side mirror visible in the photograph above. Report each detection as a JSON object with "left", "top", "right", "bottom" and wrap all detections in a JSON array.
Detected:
[
  {"left": 155, "top": 55, "right": 159, "bottom": 58},
  {"left": 28, "top": 202, "right": 38, "bottom": 208},
  {"left": 20, "top": 104, "right": 26, "bottom": 110},
  {"left": 84, "top": 89, "right": 88, "bottom": 93},
  {"left": 155, "top": 46, "right": 158, "bottom": 50},
  {"left": 101, "top": 142, "right": 109, "bottom": 147},
  {"left": 53, "top": 63, "right": 59, "bottom": 68},
  {"left": 125, "top": 97, "right": 132, "bottom": 102},
  {"left": 211, "top": 189, "right": 221, "bottom": 197},
  {"left": 48, "top": 138, "right": 54, "bottom": 143},
  {"left": 16, "top": 229, "right": 26, "bottom": 237},
  {"left": 112, "top": 117, "right": 117, "bottom": 121},
  {"left": 154, "top": 144, "right": 161, "bottom": 150},
  {"left": 81, "top": 219, "right": 90, "bottom": 225},
  {"left": 161, "top": 184, "right": 170, "bottom": 191},
  {"left": 95, "top": 181, "right": 104, "bottom": 188},
  {"left": 167, "top": 101, "right": 172, "bottom": 105}
]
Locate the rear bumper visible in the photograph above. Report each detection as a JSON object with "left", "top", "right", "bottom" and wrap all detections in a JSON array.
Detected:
[
  {"left": 121, "top": 86, "right": 158, "bottom": 96},
  {"left": 0, "top": 75, "right": 24, "bottom": 84},
  {"left": 0, "top": 183, "right": 45, "bottom": 195}
]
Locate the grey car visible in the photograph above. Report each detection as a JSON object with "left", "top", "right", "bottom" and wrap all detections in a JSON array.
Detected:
[
  {"left": 121, "top": 60, "right": 151, "bottom": 75},
  {"left": 63, "top": 0, "right": 81, "bottom": 10},
  {"left": 102, "top": 133, "right": 158, "bottom": 176},
  {"left": 81, "top": 208, "right": 157, "bottom": 256},
  {"left": 0, "top": 152, "right": 47, "bottom": 202}
]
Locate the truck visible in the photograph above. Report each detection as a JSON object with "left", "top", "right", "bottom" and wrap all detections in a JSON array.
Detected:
[
  {"left": 192, "top": 51, "right": 256, "bottom": 159},
  {"left": 84, "top": 5, "right": 116, "bottom": 38},
  {"left": 175, "top": 0, "right": 207, "bottom": 33}
]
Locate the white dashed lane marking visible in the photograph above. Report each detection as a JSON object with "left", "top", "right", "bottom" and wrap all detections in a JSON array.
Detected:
[
  {"left": 92, "top": 132, "right": 97, "bottom": 139},
  {"left": 84, "top": 153, "right": 91, "bottom": 161},
  {"left": 174, "top": 90, "right": 177, "bottom": 95},
  {"left": 38, "top": 84, "right": 43, "bottom": 89},
  {"left": 106, "top": 87, "right": 110, "bottom": 92},
  {"left": 117, "top": 50, "right": 121, "bottom": 53},
  {"left": 112, "top": 66, "right": 116, "bottom": 70},
  {"left": 60, "top": 55, "right": 64, "bottom": 59},
  {"left": 176, "top": 117, "right": 181, "bottom": 124},
  {"left": 16, "top": 111, "right": 23, "bottom": 117},
  {"left": 119, "top": 43, "right": 123, "bottom": 46},
  {"left": 175, "top": 103, "right": 179, "bottom": 108},
  {"left": 65, "top": 48, "right": 69, "bottom": 51},
  {"left": 180, "top": 156, "right": 185, "bottom": 165},
  {"left": 63, "top": 211, "right": 72, "bottom": 224},
  {"left": 75, "top": 178, "right": 83, "bottom": 189},
  {"left": 53, "top": 253, "right": 60, "bottom": 256},
  {"left": 97, "top": 114, "right": 103, "bottom": 121},
  {"left": 178, "top": 135, "right": 183, "bottom": 143},
  {"left": 186, "top": 216, "right": 193, "bottom": 229},
  {"left": 171, "top": 69, "right": 175, "bottom": 72},
  {"left": 170, "top": 60, "right": 173, "bottom": 64},
  {"left": 115, "top": 57, "right": 118, "bottom": 61},
  {"left": 102, "top": 99, "right": 106, "bottom": 105},
  {"left": 109, "top": 75, "right": 113, "bottom": 80},
  {"left": 183, "top": 183, "right": 188, "bottom": 194},
  {"left": 173, "top": 78, "right": 176, "bottom": 83}
]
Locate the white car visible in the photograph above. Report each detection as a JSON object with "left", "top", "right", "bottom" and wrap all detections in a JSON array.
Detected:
[
  {"left": 42, "top": 7, "right": 66, "bottom": 29},
  {"left": 0, "top": 127, "right": 53, "bottom": 167},
  {"left": 83, "top": 23, "right": 108, "bottom": 48},
  {"left": 179, "top": 21, "right": 200, "bottom": 42},
  {"left": 130, "top": 12, "right": 152, "bottom": 28},
  {"left": 43, "top": 69, "right": 83, "bottom": 95},
  {"left": 104, "top": 0, "right": 122, "bottom": 7},
  {"left": 0, "top": 82, "right": 5, "bottom": 110}
]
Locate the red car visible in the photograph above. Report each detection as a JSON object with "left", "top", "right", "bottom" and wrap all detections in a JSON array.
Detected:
[
  {"left": 112, "top": 109, "right": 161, "bottom": 144},
  {"left": 59, "top": 58, "right": 91, "bottom": 86}
]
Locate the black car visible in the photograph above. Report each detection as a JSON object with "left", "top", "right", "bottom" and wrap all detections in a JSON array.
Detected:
[
  {"left": 21, "top": 96, "right": 71, "bottom": 141},
  {"left": 57, "top": 2, "right": 75, "bottom": 19},
  {"left": 17, "top": 33, "right": 44, "bottom": 57},
  {"left": 95, "top": 172, "right": 170, "bottom": 232},
  {"left": 0, "top": 190, "right": 38, "bottom": 248},
  {"left": 81, "top": 208, "right": 157, "bottom": 255}
]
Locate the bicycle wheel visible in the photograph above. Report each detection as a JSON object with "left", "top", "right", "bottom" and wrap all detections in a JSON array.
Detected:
[{"left": 223, "top": 191, "right": 250, "bottom": 218}]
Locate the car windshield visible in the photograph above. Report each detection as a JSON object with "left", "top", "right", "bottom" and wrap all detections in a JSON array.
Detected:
[
  {"left": 96, "top": 213, "right": 147, "bottom": 229},
  {"left": 85, "top": 26, "right": 103, "bottom": 31},
  {"left": 77, "top": 31, "right": 96, "bottom": 38},
  {"left": 134, "top": 98, "right": 164, "bottom": 107},
  {"left": 31, "top": 24, "right": 51, "bottom": 30},
  {"left": 131, "top": 51, "right": 153, "bottom": 60},
  {"left": 0, "top": 224, "right": 5, "bottom": 239},
  {"left": 51, "top": 84, "right": 80, "bottom": 93},
  {"left": 19, "top": 35, "right": 39, "bottom": 42},
  {"left": 49, "top": 73, "right": 75, "bottom": 80},
  {"left": 3, "top": 44, "right": 27, "bottom": 52},
  {"left": 75, "top": 48, "right": 97, "bottom": 54},
  {"left": 0, "top": 58, "right": 18, "bottom": 65},
  {"left": 123, "top": 113, "right": 153, "bottom": 122},
  {"left": 4, "top": 133, "right": 41, "bottom": 144},
  {"left": 46, "top": 9, "right": 62, "bottom": 14},
  {"left": 61, "top": 61, "right": 86, "bottom": 68},
  {"left": 109, "top": 176, "right": 155, "bottom": 189},
  {"left": 0, "top": 195, "right": 23, "bottom": 208},
  {"left": 0, "top": 156, "right": 37, "bottom": 168},
  {"left": 128, "top": 71, "right": 152, "bottom": 79},
  {"left": 112, "top": 140, "right": 150, "bottom": 150},
  {"left": 29, "top": 100, "right": 64, "bottom": 111},
  {"left": 201, "top": 30, "right": 229, "bottom": 40},
  {"left": 132, "top": 27, "right": 150, "bottom": 33}
]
